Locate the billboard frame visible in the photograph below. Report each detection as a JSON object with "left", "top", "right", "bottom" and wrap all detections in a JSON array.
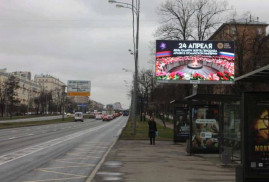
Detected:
[{"left": 155, "top": 40, "right": 235, "bottom": 85}]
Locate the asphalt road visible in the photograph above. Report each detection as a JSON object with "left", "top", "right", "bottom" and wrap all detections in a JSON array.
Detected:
[
  {"left": 0, "top": 115, "right": 66, "bottom": 124},
  {"left": 0, "top": 116, "right": 128, "bottom": 182}
]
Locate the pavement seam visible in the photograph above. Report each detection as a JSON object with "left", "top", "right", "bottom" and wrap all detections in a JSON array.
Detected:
[
  {"left": 39, "top": 165, "right": 95, "bottom": 169},
  {"left": 37, "top": 169, "right": 87, "bottom": 178}
]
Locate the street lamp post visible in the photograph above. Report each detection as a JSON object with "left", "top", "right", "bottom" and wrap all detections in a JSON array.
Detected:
[
  {"left": 61, "top": 85, "right": 66, "bottom": 121},
  {"left": 109, "top": 0, "right": 140, "bottom": 135}
]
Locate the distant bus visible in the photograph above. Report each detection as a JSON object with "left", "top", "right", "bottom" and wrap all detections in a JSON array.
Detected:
[{"left": 123, "top": 110, "right": 129, "bottom": 116}]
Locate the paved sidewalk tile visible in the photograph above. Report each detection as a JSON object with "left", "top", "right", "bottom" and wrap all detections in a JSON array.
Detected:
[{"left": 93, "top": 140, "right": 235, "bottom": 182}]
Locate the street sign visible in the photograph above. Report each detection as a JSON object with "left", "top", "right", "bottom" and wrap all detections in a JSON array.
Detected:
[{"left": 67, "top": 80, "right": 91, "bottom": 97}]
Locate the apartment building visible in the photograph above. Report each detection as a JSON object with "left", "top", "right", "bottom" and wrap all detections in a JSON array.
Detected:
[
  {"left": 209, "top": 19, "right": 269, "bottom": 74},
  {"left": 34, "top": 74, "right": 66, "bottom": 102},
  {"left": 208, "top": 19, "right": 269, "bottom": 94},
  {"left": 0, "top": 69, "right": 41, "bottom": 105}
]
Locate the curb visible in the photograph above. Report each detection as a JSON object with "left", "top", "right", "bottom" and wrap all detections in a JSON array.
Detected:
[
  {"left": 86, "top": 117, "right": 128, "bottom": 182},
  {"left": 85, "top": 138, "right": 118, "bottom": 182}
]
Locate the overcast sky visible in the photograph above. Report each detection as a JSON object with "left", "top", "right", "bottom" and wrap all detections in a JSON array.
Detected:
[{"left": 1, "top": 0, "right": 269, "bottom": 109}]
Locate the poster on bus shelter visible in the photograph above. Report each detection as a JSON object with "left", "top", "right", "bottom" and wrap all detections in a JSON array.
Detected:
[
  {"left": 191, "top": 107, "right": 220, "bottom": 153},
  {"left": 244, "top": 93, "right": 269, "bottom": 179},
  {"left": 174, "top": 107, "right": 190, "bottom": 142},
  {"left": 156, "top": 40, "right": 235, "bottom": 84}
]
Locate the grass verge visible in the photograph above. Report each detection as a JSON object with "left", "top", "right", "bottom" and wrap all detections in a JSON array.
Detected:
[
  {"left": 120, "top": 118, "right": 173, "bottom": 140},
  {"left": 0, "top": 117, "right": 75, "bottom": 129}
]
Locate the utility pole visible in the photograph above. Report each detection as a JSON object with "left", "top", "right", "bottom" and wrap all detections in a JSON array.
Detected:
[{"left": 62, "top": 85, "right": 66, "bottom": 121}]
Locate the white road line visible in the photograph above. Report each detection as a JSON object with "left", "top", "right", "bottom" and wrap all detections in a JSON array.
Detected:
[
  {"left": 0, "top": 122, "right": 114, "bottom": 167},
  {"left": 8, "top": 137, "right": 17, "bottom": 140},
  {"left": 28, "top": 134, "right": 34, "bottom": 136}
]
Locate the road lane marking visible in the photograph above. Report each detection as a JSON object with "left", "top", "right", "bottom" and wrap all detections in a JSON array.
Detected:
[
  {"left": 86, "top": 117, "right": 128, "bottom": 182},
  {"left": 8, "top": 137, "right": 17, "bottom": 140},
  {"left": 23, "top": 176, "right": 86, "bottom": 182},
  {"left": 59, "top": 157, "right": 100, "bottom": 160},
  {"left": 0, "top": 122, "right": 114, "bottom": 167},
  {"left": 85, "top": 138, "right": 118, "bottom": 182},
  {"left": 28, "top": 134, "right": 34, "bottom": 136},
  {"left": 54, "top": 160, "right": 90, "bottom": 165},
  {"left": 39, "top": 165, "right": 94, "bottom": 169},
  {"left": 67, "top": 151, "right": 105, "bottom": 155},
  {"left": 37, "top": 169, "right": 87, "bottom": 178}
]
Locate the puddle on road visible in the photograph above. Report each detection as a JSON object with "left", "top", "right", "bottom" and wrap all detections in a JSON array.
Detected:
[
  {"left": 97, "top": 161, "right": 124, "bottom": 181},
  {"left": 104, "top": 161, "right": 123, "bottom": 168},
  {"left": 103, "top": 176, "right": 123, "bottom": 181}
]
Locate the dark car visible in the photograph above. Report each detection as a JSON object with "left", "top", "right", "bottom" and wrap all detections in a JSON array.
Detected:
[{"left": 123, "top": 110, "right": 129, "bottom": 116}]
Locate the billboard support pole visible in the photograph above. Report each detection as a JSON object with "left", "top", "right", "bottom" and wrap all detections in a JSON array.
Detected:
[{"left": 192, "top": 84, "right": 198, "bottom": 95}]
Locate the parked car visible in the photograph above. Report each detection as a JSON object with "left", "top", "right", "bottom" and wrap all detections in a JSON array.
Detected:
[
  {"left": 66, "top": 113, "right": 71, "bottom": 117},
  {"left": 74, "top": 112, "right": 84, "bottom": 122}
]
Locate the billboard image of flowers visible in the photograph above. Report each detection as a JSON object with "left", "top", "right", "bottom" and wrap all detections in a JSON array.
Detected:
[{"left": 156, "top": 40, "right": 235, "bottom": 84}]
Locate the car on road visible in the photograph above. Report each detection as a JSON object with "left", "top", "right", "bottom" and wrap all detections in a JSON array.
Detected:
[
  {"left": 74, "top": 112, "right": 84, "bottom": 122},
  {"left": 95, "top": 113, "right": 102, "bottom": 120},
  {"left": 103, "top": 114, "right": 113, "bottom": 121},
  {"left": 89, "top": 113, "right": 95, "bottom": 119},
  {"left": 123, "top": 110, "right": 129, "bottom": 116}
]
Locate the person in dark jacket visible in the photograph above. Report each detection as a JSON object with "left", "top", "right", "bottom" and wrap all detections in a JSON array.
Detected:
[{"left": 148, "top": 116, "right": 157, "bottom": 145}]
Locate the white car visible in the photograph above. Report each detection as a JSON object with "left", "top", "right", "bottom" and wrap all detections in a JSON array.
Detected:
[
  {"left": 95, "top": 114, "right": 102, "bottom": 120},
  {"left": 74, "top": 112, "right": 84, "bottom": 122}
]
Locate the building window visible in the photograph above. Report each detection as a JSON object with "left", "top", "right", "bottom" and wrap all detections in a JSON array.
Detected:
[
  {"left": 257, "top": 28, "right": 262, "bottom": 35},
  {"left": 231, "top": 27, "right": 236, "bottom": 35}
]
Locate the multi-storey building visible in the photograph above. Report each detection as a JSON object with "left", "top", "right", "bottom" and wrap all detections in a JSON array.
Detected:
[
  {"left": 34, "top": 74, "right": 66, "bottom": 102},
  {"left": 208, "top": 19, "right": 269, "bottom": 94},
  {"left": 209, "top": 19, "right": 269, "bottom": 75},
  {"left": 0, "top": 69, "right": 41, "bottom": 105}
]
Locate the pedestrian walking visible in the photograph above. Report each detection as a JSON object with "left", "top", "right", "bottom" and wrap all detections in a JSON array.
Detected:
[{"left": 148, "top": 116, "right": 157, "bottom": 145}]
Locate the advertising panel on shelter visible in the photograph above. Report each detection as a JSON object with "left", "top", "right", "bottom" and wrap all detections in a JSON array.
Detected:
[
  {"left": 174, "top": 107, "right": 190, "bottom": 142},
  {"left": 244, "top": 93, "right": 269, "bottom": 179},
  {"left": 67, "top": 80, "right": 91, "bottom": 97},
  {"left": 156, "top": 40, "right": 235, "bottom": 84},
  {"left": 191, "top": 106, "right": 220, "bottom": 153}
]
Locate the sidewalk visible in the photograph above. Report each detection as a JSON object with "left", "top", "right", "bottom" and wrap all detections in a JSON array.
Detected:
[{"left": 92, "top": 140, "right": 236, "bottom": 182}]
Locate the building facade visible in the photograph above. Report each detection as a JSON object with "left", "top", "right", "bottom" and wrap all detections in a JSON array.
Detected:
[
  {"left": 209, "top": 20, "right": 269, "bottom": 75},
  {"left": 0, "top": 69, "right": 42, "bottom": 105},
  {"left": 34, "top": 74, "right": 66, "bottom": 102}
]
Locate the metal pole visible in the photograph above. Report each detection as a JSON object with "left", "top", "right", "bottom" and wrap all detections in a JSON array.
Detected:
[
  {"left": 4, "top": 88, "right": 8, "bottom": 117},
  {"left": 62, "top": 86, "right": 66, "bottom": 121},
  {"left": 132, "top": 0, "right": 140, "bottom": 135}
]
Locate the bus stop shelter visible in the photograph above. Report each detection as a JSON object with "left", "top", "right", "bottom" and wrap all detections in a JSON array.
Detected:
[{"left": 234, "top": 65, "right": 269, "bottom": 182}]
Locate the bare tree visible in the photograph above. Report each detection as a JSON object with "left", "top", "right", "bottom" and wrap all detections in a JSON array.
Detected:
[
  {"left": 194, "top": 0, "right": 228, "bottom": 40},
  {"left": 5, "top": 75, "right": 20, "bottom": 118},
  {"left": 0, "top": 81, "right": 5, "bottom": 118},
  {"left": 155, "top": 0, "right": 195, "bottom": 40},
  {"left": 155, "top": 0, "right": 229, "bottom": 40}
]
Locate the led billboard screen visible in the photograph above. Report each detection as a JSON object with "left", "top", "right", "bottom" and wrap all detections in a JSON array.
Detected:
[{"left": 156, "top": 40, "right": 235, "bottom": 84}]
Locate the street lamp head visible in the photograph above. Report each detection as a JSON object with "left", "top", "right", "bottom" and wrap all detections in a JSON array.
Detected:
[
  {"left": 116, "top": 4, "right": 124, "bottom": 8},
  {"left": 108, "top": 0, "right": 117, "bottom": 3}
]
